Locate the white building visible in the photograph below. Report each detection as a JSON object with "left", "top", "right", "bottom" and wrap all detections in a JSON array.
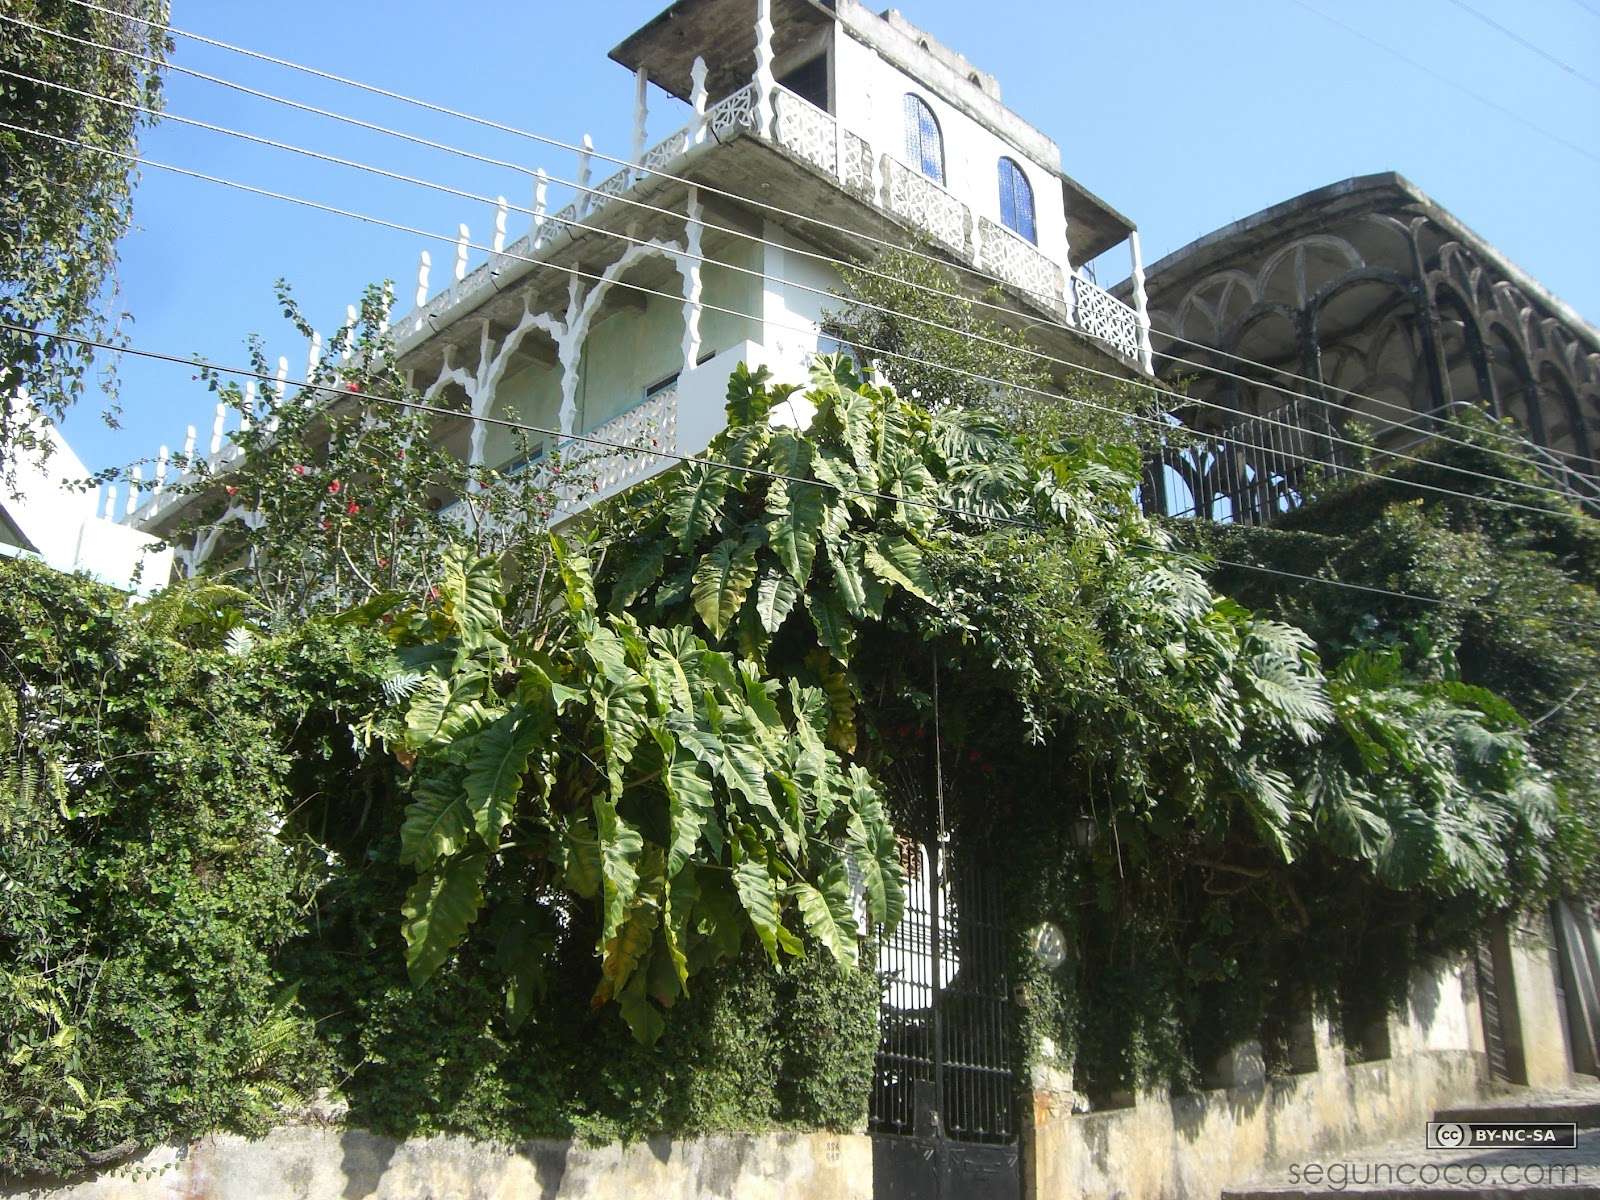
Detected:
[
  {"left": 127, "top": 0, "right": 1155, "bottom": 557},
  {"left": 2, "top": 402, "right": 172, "bottom": 592}
]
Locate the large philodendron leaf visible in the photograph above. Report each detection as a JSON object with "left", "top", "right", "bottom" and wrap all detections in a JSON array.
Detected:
[
  {"left": 464, "top": 707, "right": 550, "bottom": 841},
  {"left": 733, "top": 852, "right": 783, "bottom": 965},
  {"left": 767, "top": 479, "right": 827, "bottom": 586},
  {"left": 401, "top": 852, "right": 489, "bottom": 985},
  {"left": 692, "top": 535, "right": 760, "bottom": 641},
  {"left": 399, "top": 765, "right": 474, "bottom": 867},
  {"left": 595, "top": 795, "right": 644, "bottom": 943},
  {"left": 653, "top": 729, "right": 717, "bottom": 875},
  {"left": 669, "top": 461, "right": 732, "bottom": 551},
  {"left": 806, "top": 586, "right": 855, "bottom": 665},
  {"left": 865, "top": 533, "right": 933, "bottom": 601},
  {"left": 440, "top": 547, "right": 503, "bottom": 642},
  {"left": 790, "top": 862, "right": 859, "bottom": 967}
]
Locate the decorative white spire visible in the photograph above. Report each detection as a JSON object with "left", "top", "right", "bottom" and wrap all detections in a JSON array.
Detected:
[
  {"left": 493, "top": 196, "right": 508, "bottom": 255},
  {"left": 210, "top": 401, "right": 226, "bottom": 456},
  {"left": 154, "top": 445, "right": 169, "bottom": 495},
  {"left": 242, "top": 379, "right": 256, "bottom": 432},
  {"left": 454, "top": 224, "right": 470, "bottom": 283},
  {"left": 126, "top": 466, "right": 142, "bottom": 517},
  {"left": 690, "top": 57, "right": 709, "bottom": 144},
  {"left": 576, "top": 134, "right": 593, "bottom": 214},
  {"left": 753, "top": 0, "right": 776, "bottom": 138},
  {"left": 305, "top": 331, "right": 322, "bottom": 386},
  {"left": 340, "top": 304, "right": 358, "bottom": 363},
  {"left": 104, "top": 485, "right": 117, "bottom": 520},
  {"left": 416, "top": 249, "right": 432, "bottom": 309},
  {"left": 531, "top": 169, "right": 549, "bottom": 239},
  {"left": 182, "top": 424, "right": 196, "bottom": 461}
]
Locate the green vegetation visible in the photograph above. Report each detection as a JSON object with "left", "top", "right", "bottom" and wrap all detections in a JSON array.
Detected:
[
  {"left": 1, "top": 0, "right": 169, "bottom": 475},
  {"left": 3, "top": 282, "right": 1595, "bottom": 1177}
]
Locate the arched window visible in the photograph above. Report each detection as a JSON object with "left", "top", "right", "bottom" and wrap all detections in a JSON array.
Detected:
[
  {"left": 997, "top": 157, "right": 1036, "bottom": 244},
  {"left": 903, "top": 94, "right": 945, "bottom": 185}
]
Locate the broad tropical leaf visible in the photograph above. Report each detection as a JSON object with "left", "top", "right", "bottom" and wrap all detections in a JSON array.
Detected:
[
  {"left": 464, "top": 707, "right": 549, "bottom": 841},
  {"left": 401, "top": 852, "right": 489, "bottom": 984},
  {"left": 692, "top": 535, "right": 760, "bottom": 641}
]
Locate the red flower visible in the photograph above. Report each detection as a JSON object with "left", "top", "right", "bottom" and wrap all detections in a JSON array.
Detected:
[
  {"left": 551, "top": 464, "right": 562, "bottom": 475},
  {"left": 320, "top": 520, "right": 329, "bottom": 529},
  {"left": 295, "top": 464, "right": 307, "bottom": 476},
  {"left": 968, "top": 749, "right": 982, "bottom": 763},
  {"left": 397, "top": 449, "right": 405, "bottom": 459},
  {"left": 378, "top": 557, "right": 389, "bottom": 568},
  {"left": 428, "top": 587, "right": 440, "bottom": 601},
  {"left": 328, "top": 480, "right": 341, "bottom": 494},
  {"left": 346, "top": 382, "right": 360, "bottom": 392},
  {"left": 225, "top": 485, "right": 236, "bottom": 496},
  {"left": 346, "top": 502, "right": 360, "bottom": 514},
  {"left": 592, "top": 481, "right": 600, "bottom": 492}
]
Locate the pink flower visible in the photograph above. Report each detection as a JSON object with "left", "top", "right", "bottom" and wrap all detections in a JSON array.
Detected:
[
  {"left": 397, "top": 449, "right": 405, "bottom": 459},
  {"left": 225, "top": 485, "right": 236, "bottom": 496},
  {"left": 346, "top": 382, "right": 360, "bottom": 393},
  {"left": 378, "top": 557, "right": 389, "bottom": 568},
  {"left": 592, "top": 481, "right": 600, "bottom": 492},
  {"left": 295, "top": 464, "right": 307, "bottom": 476},
  {"left": 328, "top": 480, "right": 341, "bottom": 493},
  {"left": 346, "top": 502, "right": 360, "bottom": 515}
]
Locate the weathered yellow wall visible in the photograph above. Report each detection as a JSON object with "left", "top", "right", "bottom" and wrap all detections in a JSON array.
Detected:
[{"left": 6, "top": 1129, "right": 873, "bottom": 1200}]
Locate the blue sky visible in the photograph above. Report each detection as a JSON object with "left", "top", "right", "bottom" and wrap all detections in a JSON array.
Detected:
[{"left": 60, "top": 0, "right": 1600, "bottom": 479}]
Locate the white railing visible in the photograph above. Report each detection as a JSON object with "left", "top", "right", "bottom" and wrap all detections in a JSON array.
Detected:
[
  {"left": 581, "top": 384, "right": 680, "bottom": 498},
  {"left": 1072, "top": 274, "right": 1143, "bottom": 363},
  {"left": 391, "top": 77, "right": 1154, "bottom": 379},
  {"left": 708, "top": 83, "right": 760, "bottom": 139},
  {"left": 881, "top": 157, "right": 968, "bottom": 255},
  {"left": 977, "top": 218, "right": 1063, "bottom": 312},
  {"left": 639, "top": 128, "right": 690, "bottom": 177},
  {"left": 773, "top": 88, "right": 839, "bottom": 176}
]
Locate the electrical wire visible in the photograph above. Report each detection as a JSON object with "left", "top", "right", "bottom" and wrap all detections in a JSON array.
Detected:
[
  {"left": 23, "top": 7, "right": 1598, "bottom": 476},
  {"left": 1440, "top": 0, "right": 1600, "bottom": 92},
  {"left": 10, "top": 115, "right": 1588, "bottom": 523},
  {"left": 16, "top": 316, "right": 1600, "bottom": 638},
  {"left": 1291, "top": 0, "right": 1600, "bottom": 167},
  {"left": 4, "top": 66, "right": 1587, "bottom": 512}
]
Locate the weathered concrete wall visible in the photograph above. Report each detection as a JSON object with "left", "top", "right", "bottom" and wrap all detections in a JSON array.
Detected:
[
  {"left": 4, "top": 1128, "right": 872, "bottom": 1200},
  {"left": 1028, "top": 1048, "right": 1483, "bottom": 1200},
  {"left": 1506, "top": 913, "right": 1575, "bottom": 1089}
]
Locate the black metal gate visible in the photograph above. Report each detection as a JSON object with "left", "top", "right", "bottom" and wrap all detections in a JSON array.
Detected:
[
  {"left": 1475, "top": 937, "right": 1512, "bottom": 1083},
  {"left": 870, "top": 841, "right": 1018, "bottom": 1200}
]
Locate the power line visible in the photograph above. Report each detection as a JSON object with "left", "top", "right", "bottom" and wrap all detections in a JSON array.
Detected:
[
  {"left": 23, "top": 7, "right": 1595, "bottom": 477},
  {"left": 16, "top": 317, "right": 1600, "bottom": 639},
  {"left": 1440, "top": 0, "right": 1600, "bottom": 93},
  {"left": 1291, "top": 0, "right": 1600, "bottom": 167},
  {"left": 4, "top": 72, "right": 1583, "bottom": 514},
  {"left": 13, "top": 116, "right": 1588, "bottom": 523}
]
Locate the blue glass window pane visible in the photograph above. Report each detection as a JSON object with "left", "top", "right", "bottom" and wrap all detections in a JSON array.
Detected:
[
  {"left": 998, "top": 157, "right": 1036, "bottom": 243},
  {"left": 903, "top": 94, "right": 945, "bottom": 185}
]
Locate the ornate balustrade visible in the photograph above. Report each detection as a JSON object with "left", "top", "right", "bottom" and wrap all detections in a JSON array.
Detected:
[
  {"left": 773, "top": 88, "right": 839, "bottom": 176},
  {"left": 1071, "top": 274, "right": 1143, "bottom": 364},
  {"left": 881, "top": 157, "right": 969, "bottom": 255},
  {"left": 977, "top": 218, "right": 1063, "bottom": 313},
  {"left": 708, "top": 83, "right": 760, "bottom": 139}
]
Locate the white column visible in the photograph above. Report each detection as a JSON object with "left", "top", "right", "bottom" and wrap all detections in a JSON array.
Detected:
[
  {"left": 631, "top": 68, "right": 649, "bottom": 173},
  {"left": 690, "top": 57, "right": 709, "bottom": 145},
  {"left": 680, "top": 187, "right": 705, "bottom": 373},
  {"left": 1129, "top": 230, "right": 1155, "bottom": 375},
  {"left": 753, "top": 0, "right": 776, "bottom": 138}
]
